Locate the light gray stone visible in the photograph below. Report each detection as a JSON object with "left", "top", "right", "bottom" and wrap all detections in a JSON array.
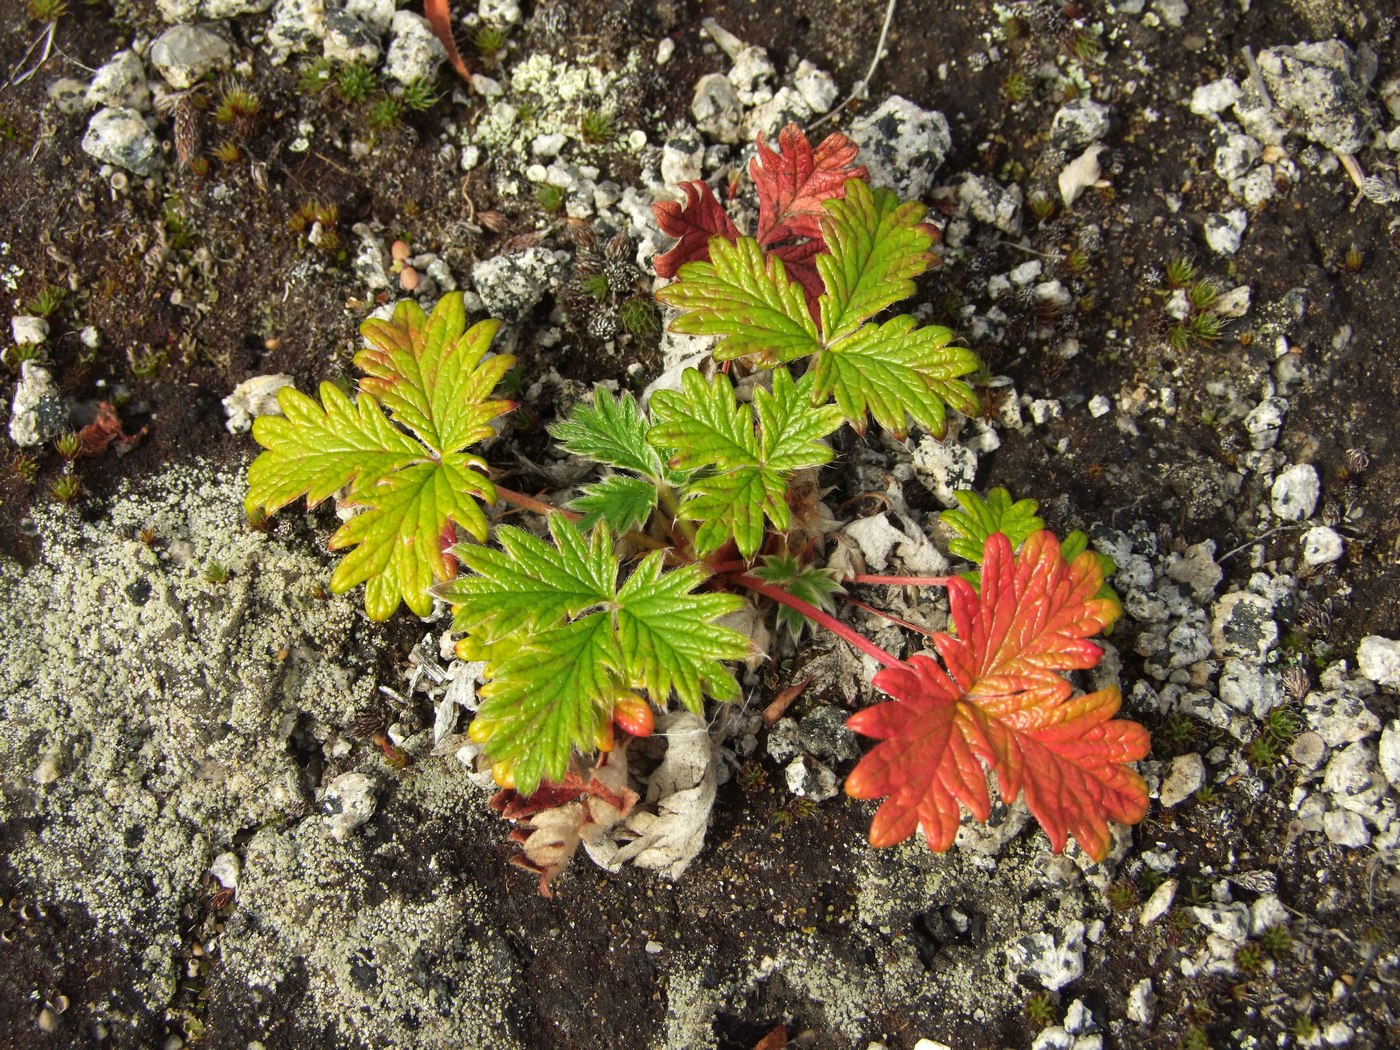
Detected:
[
  {"left": 469, "top": 247, "right": 563, "bottom": 321},
  {"left": 1303, "top": 688, "right": 1380, "bottom": 748},
  {"left": 959, "top": 173, "right": 1022, "bottom": 235},
  {"left": 691, "top": 73, "right": 741, "bottom": 144},
  {"left": 46, "top": 77, "right": 92, "bottom": 115},
  {"left": 203, "top": 0, "right": 275, "bottom": 16},
  {"left": 1160, "top": 754, "right": 1206, "bottom": 808},
  {"left": 727, "top": 45, "right": 776, "bottom": 106},
  {"left": 1165, "top": 541, "right": 1223, "bottom": 600},
  {"left": 1139, "top": 878, "right": 1178, "bottom": 926},
  {"left": 1243, "top": 397, "right": 1286, "bottom": 450},
  {"left": 1126, "top": 978, "right": 1155, "bottom": 1024},
  {"left": 659, "top": 128, "right": 704, "bottom": 187},
  {"left": 1152, "top": 0, "right": 1189, "bottom": 28},
  {"left": 1378, "top": 721, "right": 1400, "bottom": 791},
  {"left": 1204, "top": 208, "right": 1247, "bottom": 254},
  {"left": 1211, "top": 591, "right": 1277, "bottom": 660},
  {"left": 9, "top": 363, "right": 70, "bottom": 448},
  {"left": 848, "top": 95, "right": 952, "bottom": 200},
  {"left": 911, "top": 434, "right": 978, "bottom": 507},
  {"left": 1007, "top": 920, "right": 1086, "bottom": 991},
  {"left": 82, "top": 107, "right": 161, "bottom": 176},
  {"left": 783, "top": 755, "right": 838, "bottom": 801},
  {"left": 1213, "top": 129, "right": 1261, "bottom": 181},
  {"left": 1357, "top": 635, "right": 1400, "bottom": 687},
  {"left": 1322, "top": 808, "right": 1369, "bottom": 847},
  {"left": 1219, "top": 659, "right": 1282, "bottom": 717},
  {"left": 1271, "top": 463, "right": 1319, "bottom": 521},
  {"left": 1051, "top": 98, "right": 1111, "bottom": 150},
  {"left": 323, "top": 771, "right": 378, "bottom": 842},
  {"left": 266, "top": 0, "right": 328, "bottom": 63},
  {"left": 150, "top": 24, "right": 233, "bottom": 90},
  {"left": 323, "top": 11, "right": 381, "bottom": 66},
  {"left": 797, "top": 706, "right": 860, "bottom": 764},
  {"left": 1190, "top": 78, "right": 1242, "bottom": 117},
  {"left": 1301, "top": 526, "right": 1343, "bottom": 566},
  {"left": 87, "top": 50, "right": 150, "bottom": 112},
  {"left": 11, "top": 315, "right": 49, "bottom": 347},
  {"left": 1322, "top": 741, "right": 1385, "bottom": 815},
  {"left": 1258, "top": 40, "right": 1378, "bottom": 153}
]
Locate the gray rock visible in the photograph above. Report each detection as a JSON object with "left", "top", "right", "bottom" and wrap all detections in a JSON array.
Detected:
[
  {"left": 727, "top": 45, "right": 776, "bottom": 106},
  {"left": 1191, "top": 902, "right": 1250, "bottom": 951},
  {"left": 531, "top": 132, "right": 566, "bottom": 158},
  {"left": 267, "top": 0, "right": 330, "bottom": 64},
  {"left": 323, "top": 11, "right": 381, "bottom": 67},
  {"left": 381, "top": 9, "right": 444, "bottom": 83},
  {"left": 1213, "top": 129, "right": 1261, "bottom": 181},
  {"left": 796, "top": 706, "right": 859, "bottom": 764},
  {"left": 691, "top": 73, "right": 741, "bottom": 144},
  {"left": 1357, "top": 635, "right": 1400, "bottom": 687},
  {"left": 1126, "top": 978, "right": 1156, "bottom": 1024},
  {"left": 87, "top": 50, "right": 151, "bottom": 112},
  {"left": 1051, "top": 99, "right": 1111, "bottom": 150},
  {"left": 1160, "top": 753, "right": 1206, "bottom": 807},
  {"left": 783, "top": 755, "right": 838, "bottom": 801},
  {"left": 1271, "top": 463, "right": 1319, "bottom": 520},
  {"left": 1378, "top": 721, "right": 1400, "bottom": 791},
  {"left": 204, "top": 0, "right": 276, "bottom": 14},
  {"left": 324, "top": 771, "right": 378, "bottom": 842},
  {"left": 742, "top": 85, "right": 816, "bottom": 142},
  {"left": 1152, "top": 0, "right": 1189, "bottom": 28},
  {"left": 469, "top": 247, "right": 563, "bottom": 321},
  {"left": 1258, "top": 40, "right": 1378, "bottom": 153},
  {"left": 791, "top": 60, "right": 837, "bottom": 114},
  {"left": 959, "top": 174, "right": 1022, "bottom": 235},
  {"left": 910, "top": 434, "right": 978, "bottom": 507},
  {"left": 659, "top": 127, "right": 704, "bottom": 187},
  {"left": 1322, "top": 741, "right": 1385, "bottom": 815},
  {"left": 150, "top": 24, "right": 233, "bottom": 90},
  {"left": 157, "top": 0, "right": 200, "bottom": 18},
  {"left": 1139, "top": 878, "right": 1178, "bottom": 925},
  {"left": 1204, "top": 208, "right": 1247, "bottom": 254},
  {"left": 1243, "top": 397, "right": 1286, "bottom": 450},
  {"left": 1030, "top": 1029, "right": 1075, "bottom": 1050},
  {"left": 222, "top": 374, "right": 294, "bottom": 434},
  {"left": 46, "top": 77, "right": 92, "bottom": 115},
  {"left": 1322, "top": 808, "right": 1370, "bottom": 847},
  {"left": 1166, "top": 620, "right": 1212, "bottom": 668},
  {"left": 1190, "top": 78, "right": 1242, "bottom": 117},
  {"left": 765, "top": 717, "right": 801, "bottom": 764},
  {"left": 848, "top": 95, "right": 952, "bottom": 200},
  {"left": 1218, "top": 659, "right": 1282, "bottom": 717},
  {"left": 1301, "top": 525, "right": 1343, "bottom": 566},
  {"left": 1303, "top": 688, "right": 1380, "bottom": 748},
  {"left": 82, "top": 106, "right": 161, "bottom": 175},
  {"left": 8, "top": 363, "right": 70, "bottom": 448},
  {"left": 344, "top": 0, "right": 395, "bottom": 33},
  {"left": 1165, "top": 541, "right": 1222, "bottom": 600},
  {"left": 11, "top": 315, "right": 49, "bottom": 347},
  {"left": 1007, "top": 920, "right": 1086, "bottom": 991},
  {"left": 1211, "top": 591, "right": 1277, "bottom": 660}
]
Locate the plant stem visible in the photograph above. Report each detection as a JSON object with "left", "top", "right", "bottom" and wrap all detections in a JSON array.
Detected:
[
  {"left": 843, "top": 572, "right": 953, "bottom": 587},
  {"left": 494, "top": 485, "right": 578, "bottom": 521},
  {"left": 734, "top": 573, "right": 905, "bottom": 669},
  {"left": 655, "top": 480, "right": 697, "bottom": 547},
  {"left": 842, "top": 595, "right": 934, "bottom": 638}
]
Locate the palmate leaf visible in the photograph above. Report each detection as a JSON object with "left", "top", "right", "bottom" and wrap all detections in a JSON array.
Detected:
[
  {"left": 750, "top": 123, "right": 868, "bottom": 245},
  {"left": 652, "top": 180, "right": 742, "bottom": 280},
  {"left": 940, "top": 487, "right": 1045, "bottom": 563},
  {"left": 811, "top": 316, "right": 982, "bottom": 439},
  {"left": 845, "top": 531, "right": 1150, "bottom": 861},
  {"left": 441, "top": 516, "right": 748, "bottom": 794},
  {"left": 245, "top": 292, "right": 515, "bottom": 620},
  {"left": 570, "top": 474, "right": 658, "bottom": 532},
  {"left": 549, "top": 386, "right": 671, "bottom": 480},
  {"left": 648, "top": 368, "right": 844, "bottom": 558},
  {"left": 656, "top": 237, "right": 820, "bottom": 363}
]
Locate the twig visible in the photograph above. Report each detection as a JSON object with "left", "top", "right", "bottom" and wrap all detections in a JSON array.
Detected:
[
  {"left": 4, "top": 21, "right": 55, "bottom": 91},
  {"left": 1218, "top": 524, "right": 1307, "bottom": 562},
  {"left": 810, "top": 0, "right": 898, "bottom": 130}
]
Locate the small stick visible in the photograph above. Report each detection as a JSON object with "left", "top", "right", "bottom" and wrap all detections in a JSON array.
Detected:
[
  {"left": 762, "top": 677, "right": 812, "bottom": 726},
  {"left": 810, "top": 0, "right": 899, "bottom": 130}
]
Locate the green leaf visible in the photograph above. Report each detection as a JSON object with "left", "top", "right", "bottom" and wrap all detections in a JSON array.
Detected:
[
  {"left": 648, "top": 368, "right": 844, "bottom": 557},
  {"left": 1062, "top": 529, "right": 1123, "bottom": 627},
  {"left": 817, "top": 180, "right": 934, "bottom": 341},
  {"left": 655, "top": 236, "right": 820, "bottom": 363},
  {"left": 811, "top": 315, "right": 981, "bottom": 438},
  {"left": 549, "top": 386, "right": 669, "bottom": 479},
  {"left": 443, "top": 516, "right": 749, "bottom": 794},
  {"left": 570, "top": 474, "right": 659, "bottom": 532},
  {"left": 245, "top": 293, "right": 516, "bottom": 620},
  {"left": 356, "top": 297, "right": 515, "bottom": 454},
  {"left": 246, "top": 382, "right": 426, "bottom": 514},
  {"left": 752, "top": 552, "right": 844, "bottom": 638},
  {"left": 940, "top": 487, "right": 1045, "bottom": 563}
]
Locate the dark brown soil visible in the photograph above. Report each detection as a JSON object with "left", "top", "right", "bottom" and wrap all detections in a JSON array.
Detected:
[{"left": 2, "top": 1, "right": 1398, "bottom": 1048}]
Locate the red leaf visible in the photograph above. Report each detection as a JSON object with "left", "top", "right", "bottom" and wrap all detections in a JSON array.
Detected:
[
  {"left": 424, "top": 0, "right": 472, "bottom": 84},
  {"left": 77, "top": 401, "right": 146, "bottom": 458},
  {"left": 651, "top": 180, "right": 741, "bottom": 279},
  {"left": 845, "top": 531, "right": 1149, "bottom": 861},
  {"left": 750, "top": 125, "right": 867, "bottom": 246}
]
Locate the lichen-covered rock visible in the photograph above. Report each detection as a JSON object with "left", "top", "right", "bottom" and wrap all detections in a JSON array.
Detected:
[
  {"left": 1211, "top": 590, "right": 1278, "bottom": 660},
  {"left": 149, "top": 23, "right": 233, "bottom": 90},
  {"left": 1257, "top": 40, "right": 1378, "bottom": 153},
  {"left": 86, "top": 49, "right": 150, "bottom": 112},
  {"left": 691, "top": 73, "right": 741, "bottom": 144},
  {"left": 82, "top": 106, "right": 161, "bottom": 175},
  {"left": 8, "top": 362, "right": 69, "bottom": 447},
  {"left": 323, "top": 10, "right": 381, "bottom": 66},
  {"left": 1051, "top": 98, "right": 1111, "bottom": 150},
  {"left": 1271, "top": 462, "right": 1319, "bottom": 520},
  {"left": 1357, "top": 635, "right": 1400, "bottom": 687},
  {"left": 384, "top": 10, "right": 446, "bottom": 85},
  {"left": 266, "top": 0, "right": 329, "bottom": 64},
  {"left": 470, "top": 246, "right": 564, "bottom": 321},
  {"left": 848, "top": 95, "right": 952, "bottom": 201}
]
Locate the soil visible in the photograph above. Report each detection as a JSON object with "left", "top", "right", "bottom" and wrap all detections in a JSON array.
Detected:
[{"left": 2, "top": 2, "right": 1398, "bottom": 1049}]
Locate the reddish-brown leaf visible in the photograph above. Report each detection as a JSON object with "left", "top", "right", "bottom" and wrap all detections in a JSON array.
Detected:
[
  {"left": 651, "top": 180, "right": 741, "bottom": 279},
  {"left": 750, "top": 125, "right": 867, "bottom": 245},
  {"left": 424, "top": 0, "right": 472, "bottom": 83},
  {"left": 77, "top": 401, "right": 147, "bottom": 458},
  {"left": 845, "top": 531, "right": 1149, "bottom": 861}
]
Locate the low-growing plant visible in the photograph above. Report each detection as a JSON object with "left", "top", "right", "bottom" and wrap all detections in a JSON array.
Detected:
[
  {"left": 25, "top": 283, "right": 65, "bottom": 318},
  {"left": 337, "top": 63, "right": 377, "bottom": 104},
  {"left": 401, "top": 76, "right": 442, "bottom": 112},
  {"left": 246, "top": 124, "right": 1150, "bottom": 881}
]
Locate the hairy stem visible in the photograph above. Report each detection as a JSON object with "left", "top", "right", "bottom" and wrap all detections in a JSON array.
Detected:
[
  {"left": 493, "top": 485, "right": 577, "bottom": 520},
  {"left": 843, "top": 573, "right": 953, "bottom": 587},
  {"left": 735, "top": 574, "right": 905, "bottom": 669}
]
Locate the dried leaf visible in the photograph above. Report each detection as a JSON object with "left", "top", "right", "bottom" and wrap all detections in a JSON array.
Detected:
[
  {"left": 77, "top": 401, "right": 146, "bottom": 457},
  {"left": 424, "top": 0, "right": 472, "bottom": 83}
]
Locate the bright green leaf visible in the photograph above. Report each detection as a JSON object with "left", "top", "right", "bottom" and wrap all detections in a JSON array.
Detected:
[
  {"left": 570, "top": 474, "right": 659, "bottom": 532},
  {"left": 648, "top": 368, "right": 843, "bottom": 557},
  {"left": 549, "top": 385, "right": 670, "bottom": 479},
  {"left": 817, "top": 179, "right": 933, "bottom": 341},
  {"left": 656, "top": 236, "right": 820, "bottom": 363},
  {"left": 811, "top": 316, "right": 981, "bottom": 438},
  {"left": 752, "top": 551, "right": 844, "bottom": 638},
  {"left": 940, "top": 487, "right": 1045, "bottom": 563}
]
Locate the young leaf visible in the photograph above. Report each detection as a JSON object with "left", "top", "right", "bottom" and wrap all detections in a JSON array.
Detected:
[
  {"left": 845, "top": 531, "right": 1149, "bottom": 861},
  {"left": 811, "top": 315, "right": 982, "bottom": 439},
  {"left": 752, "top": 552, "right": 844, "bottom": 638},
  {"left": 656, "top": 237, "right": 820, "bottom": 363},
  {"left": 750, "top": 125, "right": 868, "bottom": 245},
  {"left": 440, "top": 516, "right": 749, "bottom": 794},
  {"left": 817, "top": 179, "right": 934, "bottom": 341},
  {"left": 940, "top": 487, "right": 1045, "bottom": 563},
  {"left": 648, "top": 368, "right": 844, "bottom": 558},
  {"left": 652, "top": 180, "right": 742, "bottom": 280},
  {"left": 570, "top": 474, "right": 658, "bottom": 532},
  {"left": 245, "top": 292, "right": 515, "bottom": 620},
  {"left": 549, "top": 385, "right": 671, "bottom": 480}
]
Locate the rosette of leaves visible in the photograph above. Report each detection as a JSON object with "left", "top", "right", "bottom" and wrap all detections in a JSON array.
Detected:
[
  {"left": 656, "top": 178, "right": 982, "bottom": 439},
  {"left": 244, "top": 293, "right": 515, "bottom": 620},
  {"left": 438, "top": 515, "right": 751, "bottom": 794}
]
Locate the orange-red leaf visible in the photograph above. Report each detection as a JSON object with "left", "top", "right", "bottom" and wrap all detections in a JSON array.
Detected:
[
  {"left": 652, "top": 180, "right": 741, "bottom": 279},
  {"left": 424, "top": 0, "right": 472, "bottom": 83},
  {"left": 750, "top": 125, "right": 867, "bottom": 245},
  {"left": 845, "top": 531, "right": 1149, "bottom": 861}
]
